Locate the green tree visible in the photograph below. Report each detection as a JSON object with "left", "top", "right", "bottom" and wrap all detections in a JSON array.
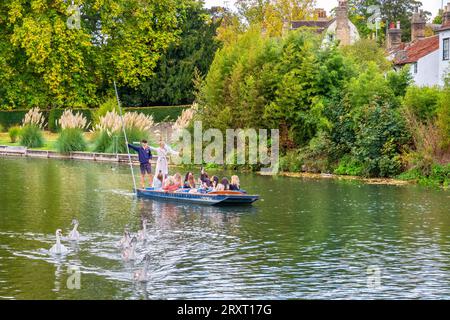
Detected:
[
  {"left": 0, "top": 0, "right": 186, "bottom": 109},
  {"left": 120, "top": 1, "right": 222, "bottom": 106}
]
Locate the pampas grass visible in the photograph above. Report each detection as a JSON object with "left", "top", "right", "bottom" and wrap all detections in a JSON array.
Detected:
[
  {"left": 58, "top": 109, "right": 89, "bottom": 130},
  {"left": 56, "top": 110, "right": 89, "bottom": 152},
  {"left": 22, "top": 107, "right": 46, "bottom": 128},
  {"left": 93, "top": 111, "right": 154, "bottom": 153},
  {"left": 8, "top": 126, "right": 21, "bottom": 143},
  {"left": 20, "top": 108, "right": 45, "bottom": 148}
]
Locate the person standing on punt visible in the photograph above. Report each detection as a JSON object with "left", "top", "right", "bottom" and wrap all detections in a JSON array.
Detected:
[
  {"left": 149, "top": 141, "right": 179, "bottom": 181},
  {"left": 128, "top": 139, "right": 153, "bottom": 189}
]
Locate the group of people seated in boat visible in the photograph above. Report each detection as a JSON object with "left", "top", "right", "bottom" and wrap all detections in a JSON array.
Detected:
[
  {"left": 153, "top": 168, "right": 241, "bottom": 194},
  {"left": 127, "top": 140, "right": 242, "bottom": 193}
]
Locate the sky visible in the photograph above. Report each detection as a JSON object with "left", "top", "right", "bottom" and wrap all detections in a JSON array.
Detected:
[{"left": 204, "top": 0, "right": 447, "bottom": 18}]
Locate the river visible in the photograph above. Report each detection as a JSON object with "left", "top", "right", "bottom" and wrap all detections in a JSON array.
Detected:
[{"left": 0, "top": 157, "right": 449, "bottom": 299}]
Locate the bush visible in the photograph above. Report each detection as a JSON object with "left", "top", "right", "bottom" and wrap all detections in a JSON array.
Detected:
[
  {"left": 56, "top": 128, "right": 87, "bottom": 153},
  {"left": 0, "top": 123, "right": 4, "bottom": 132},
  {"left": 351, "top": 103, "right": 409, "bottom": 177},
  {"left": 403, "top": 86, "right": 441, "bottom": 122},
  {"left": 334, "top": 155, "right": 364, "bottom": 176},
  {"left": 20, "top": 125, "right": 44, "bottom": 148},
  {"left": 8, "top": 126, "right": 21, "bottom": 143},
  {"left": 398, "top": 164, "right": 450, "bottom": 187},
  {"left": 280, "top": 149, "right": 303, "bottom": 172},
  {"left": 436, "top": 88, "right": 450, "bottom": 147}
]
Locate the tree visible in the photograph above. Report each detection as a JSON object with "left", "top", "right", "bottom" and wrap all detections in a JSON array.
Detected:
[
  {"left": 0, "top": 0, "right": 186, "bottom": 109},
  {"left": 236, "top": 0, "right": 316, "bottom": 37},
  {"left": 120, "top": 1, "right": 222, "bottom": 106}
]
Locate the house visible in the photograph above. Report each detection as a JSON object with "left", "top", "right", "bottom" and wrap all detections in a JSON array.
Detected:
[
  {"left": 290, "top": 1, "right": 360, "bottom": 46},
  {"left": 390, "top": 4, "right": 450, "bottom": 87}
]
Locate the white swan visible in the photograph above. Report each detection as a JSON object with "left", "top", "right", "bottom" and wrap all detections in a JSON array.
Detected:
[
  {"left": 133, "top": 254, "right": 151, "bottom": 282},
  {"left": 137, "top": 218, "right": 148, "bottom": 242},
  {"left": 117, "top": 227, "right": 131, "bottom": 249},
  {"left": 49, "top": 229, "right": 68, "bottom": 255},
  {"left": 122, "top": 237, "right": 137, "bottom": 262},
  {"left": 68, "top": 219, "right": 80, "bottom": 241}
]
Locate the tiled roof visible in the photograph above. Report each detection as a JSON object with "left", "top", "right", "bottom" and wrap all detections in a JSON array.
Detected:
[
  {"left": 291, "top": 19, "right": 335, "bottom": 33},
  {"left": 394, "top": 35, "right": 439, "bottom": 65}
]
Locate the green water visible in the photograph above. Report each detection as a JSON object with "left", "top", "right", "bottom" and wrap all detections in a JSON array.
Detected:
[{"left": 0, "top": 157, "right": 449, "bottom": 299}]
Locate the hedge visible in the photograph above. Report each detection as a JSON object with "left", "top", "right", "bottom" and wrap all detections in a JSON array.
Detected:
[
  {"left": 0, "top": 105, "right": 189, "bottom": 132},
  {"left": 124, "top": 105, "right": 190, "bottom": 122}
]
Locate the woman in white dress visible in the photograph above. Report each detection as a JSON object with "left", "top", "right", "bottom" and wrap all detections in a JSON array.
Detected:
[{"left": 149, "top": 141, "right": 179, "bottom": 180}]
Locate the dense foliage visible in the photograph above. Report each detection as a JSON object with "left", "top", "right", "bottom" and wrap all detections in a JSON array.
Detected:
[
  {"left": 20, "top": 125, "right": 44, "bottom": 148},
  {"left": 120, "top": 2, "right": 221, "bottom": 106},
  {"left": 8, "top": 126, "right": 21, "bottom": 143},
  {"left": 196, "top": 28, "right": 422, "bottom": 178},
  {"left": 0, "top": 0, "right": 191, "bottom": 109},
  {"left": 56, "top": 128, "right": 87, "bottom": 153}
]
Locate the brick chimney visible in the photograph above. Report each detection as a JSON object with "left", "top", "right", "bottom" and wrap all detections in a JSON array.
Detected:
[
  {"left": 315, "top": 8, "right": 328, "bottom": 21},
  {"left": 387, "top": 21, "right": 402, "bottom": 51},
  {"left": 336, "top": 1, "right": 351, "bottom": 46},
  {"left": 443, "top": 3, "right": 450, "bottom": 27},
  {"left": 411, "top": 8, "right": 426, "bottom": 41}
]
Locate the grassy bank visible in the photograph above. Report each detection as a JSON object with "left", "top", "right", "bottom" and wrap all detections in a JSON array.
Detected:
[{"left": 0, "top": 131, "right": 94, "bottom": 151}]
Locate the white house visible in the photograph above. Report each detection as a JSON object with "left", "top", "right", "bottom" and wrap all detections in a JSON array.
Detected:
[
  {"left": 291, "top": 1, "right": 360, "bottom": 47},
  {"left": 390, "top": 4, "right": 450, "bottom": 87},
  {"left": 438, "top": 18, "right": 450, "bottom": 86}
]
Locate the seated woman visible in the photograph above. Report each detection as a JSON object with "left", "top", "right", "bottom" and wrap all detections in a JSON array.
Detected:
[
  {"left": 199, "top": 167, "right": 211, "bottom": 188},
  {"left": 172, "top": 173, "right": 182, "bottom": 188},
  {"left": 185, "top": 174, "right": 196, "bottom": 189},
  {"left": 163, "top": 176, "right": 180, "bottom": 192},
  {"left": 152, "top": 171, "right": 164, "bottom": 189},
  {"left": 229, "top": 175, "right": 240, "bottom": 191},
  {"left": 221, "top": 177, "right": 230, "bottom": 190},
  {"left": 210, "top": 176, "right": 219, "bottom": 191},
  {"left": 183, "top": 172, "right": 195, "bottom": 188}
]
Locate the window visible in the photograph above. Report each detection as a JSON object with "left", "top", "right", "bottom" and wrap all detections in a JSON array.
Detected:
[
  {"left": 444, "top": 38, "right": 450, "bottom": 61},
  {"left": 413, "top": 62, "right": 418, "bottom": 74}
]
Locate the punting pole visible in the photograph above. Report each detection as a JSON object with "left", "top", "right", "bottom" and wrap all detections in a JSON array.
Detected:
[{"left": 113, "top": 80, "right": 137, "bottom": 193}]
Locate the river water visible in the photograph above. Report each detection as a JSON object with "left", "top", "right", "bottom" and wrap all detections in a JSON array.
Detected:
[{"left": 0, "top": 157, "right": 449, "bottom": 299}]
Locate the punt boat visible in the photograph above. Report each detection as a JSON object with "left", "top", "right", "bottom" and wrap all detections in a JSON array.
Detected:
[{"left": 135, "top": 188, "right": 259, "bottom": 206}]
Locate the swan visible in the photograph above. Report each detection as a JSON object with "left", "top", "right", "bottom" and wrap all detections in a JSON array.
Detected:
[
  {"left": 117, "top": 227, "right": 131, "bottom": 249},
  {"left": 122, "top": 236, "right": 137, "bottom": 262},
  {"left": 137, "top": 218, "right": 148, "bottom": 242},
  {"left": 49, "top": 229, "right": 68, "bottom": 255},
  {"left": 133, "top": 254, "right": 151, "bottom": 282},
  {"left": 68, "top": 219, "right": 80, "bottom": 241}
]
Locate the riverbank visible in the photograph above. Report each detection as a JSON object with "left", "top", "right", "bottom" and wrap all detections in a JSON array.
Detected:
[
  {"left": 1, "top": 140, "right": 447, "bottom": 189},
  {"left": 274, "top": 171, "right": 414, "bottom": 186}
]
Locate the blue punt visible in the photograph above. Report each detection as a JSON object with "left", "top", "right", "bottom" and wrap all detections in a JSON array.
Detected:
[{"left": 135, "top": 188, "right": 259, "bottom": 206}]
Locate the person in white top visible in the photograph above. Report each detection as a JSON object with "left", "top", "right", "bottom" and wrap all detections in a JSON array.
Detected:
[{"left": 149, "top": 141, "right": 179, "bottom": 180}]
